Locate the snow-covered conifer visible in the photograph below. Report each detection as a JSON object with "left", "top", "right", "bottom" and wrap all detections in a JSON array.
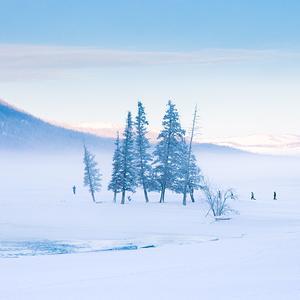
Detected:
[
  {"left": 108, "top": 132, "right": 122, "bottom": 203},
  {"left": 135, "top": 101, "right": 153, "bottom": 202},
  {"left": 185, "top": 152, "right": 202, "bottom": 202},
  {"left": 174, "top": 140, "right": 202, "bottom": 203},
  {"left": 83, "top": 145, "right": 102, "bottom": 203},
  {"left": 152, "top": 101, "right": 185, "bottom": 203},
  {"left": 120, "top": 112, "right": 137, "bottom": 204}
]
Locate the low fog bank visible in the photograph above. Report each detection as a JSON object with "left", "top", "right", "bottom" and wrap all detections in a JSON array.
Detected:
[
  {"left": 0, "top": 147, "right": 299, "bottom": 204},
  {"left": 198, "top": 151, "right": 300, "bottom": 202}
]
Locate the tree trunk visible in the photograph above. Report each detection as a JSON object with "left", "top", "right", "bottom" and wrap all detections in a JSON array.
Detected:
[
  {"left": 183, "top": 191, "right": 187, "bottom": 206},
  {"left": 121, "top": 190, "right": 126, "bottom": 204},
  {"left": 143, "top": 185, "right": 149, "bottom": 203},
  {"left": 91, "top": 190, "right": 96, "bottom": 203},
  {"left": 113, "top": 191, "right": 117, "bottom": 203},
  {"left": 190, "top": 190, "right": 195, "bottom": 202},
  {"left": 160, "top": 187, "right": 165, "bottom": 203},
  {"left": 183, "top": 183, "right": 188, "bottom": 206}
]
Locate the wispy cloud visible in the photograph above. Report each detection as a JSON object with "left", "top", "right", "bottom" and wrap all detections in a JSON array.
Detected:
[{"left": 1, "top": 44, "right": 300, "bottom": 81}]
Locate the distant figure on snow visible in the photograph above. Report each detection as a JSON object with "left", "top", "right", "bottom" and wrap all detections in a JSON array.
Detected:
[
  {"left": 251, "top": 192, "right": 256, "bottom": 200},
  {"left": 127, "top": 196, "right": 132, "bottom": 202},
  {"left": 273, "top": 191, "right": 277, "bottom": 200},
  {"left": 72, "top": 185, "right": 76, "bottom": 195}
]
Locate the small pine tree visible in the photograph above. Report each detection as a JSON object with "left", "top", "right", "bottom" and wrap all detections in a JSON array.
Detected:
[
  {"left": 108, "top": 132, "right": 123, "bottom": 203},
  {"left": 120, "top": 112, "right": 137, "bottom": 204},
  {"left": 186, "top": 152, "right": 202, "bottom": 202},
  {"left": 83, "top": 145, "right": 102, "bottom": 203},
  {"left": 152, "top": 101, "right": 185, "bottom": 203},
  {"left": 135, "top": 101, "right": 153, "bottom": 203},
  {"left": 174, "top": 140, "right": 202, "bottom": 202}
]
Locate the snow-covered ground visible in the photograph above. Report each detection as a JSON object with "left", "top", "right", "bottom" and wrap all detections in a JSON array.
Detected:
[{"left": 0, "top": 150, "right": 299, "bottom": 299}]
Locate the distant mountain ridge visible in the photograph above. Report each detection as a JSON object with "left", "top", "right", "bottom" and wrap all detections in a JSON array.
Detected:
[
  {"left": 208, "top": 134, "right": 300, "bottom": 156},
  {"left": 0, "top": 99, "right": 248, "bottom": 155},
  {"left": 0, "top": 99, "right": 112, "bottom": 151}
]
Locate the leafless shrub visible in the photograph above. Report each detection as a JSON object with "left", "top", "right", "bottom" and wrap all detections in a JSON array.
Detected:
[{"left": 202, "top": 181, "right": 238, "bottom": 217}]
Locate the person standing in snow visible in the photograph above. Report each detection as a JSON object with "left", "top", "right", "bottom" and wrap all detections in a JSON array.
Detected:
[
  {"left": 273, "top": 191, "right": 277, "bottom": 200},
  {"left": 72, "top": 185, "right": 76, "bottom": 195},
  {"left": 251, "top": 192, "right": 256, "bottom": 200}
]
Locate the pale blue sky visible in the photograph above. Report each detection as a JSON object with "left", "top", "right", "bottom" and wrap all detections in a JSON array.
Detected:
[
  {"left": 2, "top": 0, "right": 300, "bottom": 50},
  {"left": 0, "top": 1, "right": 299, "bottom": 138}
]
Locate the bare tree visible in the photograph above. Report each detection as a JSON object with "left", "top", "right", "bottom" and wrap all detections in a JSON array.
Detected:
[
  {"left": 183, "top": 105, "right": 200, "bottom": 206},
  {"left": 202, "top": 181, "right": 238, "bottom": 218}
]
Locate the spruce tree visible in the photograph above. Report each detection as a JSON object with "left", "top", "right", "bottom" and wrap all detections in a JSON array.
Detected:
[
  {"left": 120, "top": 112, "right": 137, "bottom": 204},
  {"left": 135, "top": 101, "right": 153, "bottom": 202},
  {"left": 83, "top": 145, "right": 102, "bottom": 203},
  {"left": 153, "top": 101, "right": 185, "bottom": 203},
  {"left": 108, "top": 132, "right": 122, "bottom": 203},
  {"left": 186, "top": 152, "right": 202, "bottom": 202},
  {"left": 174, "top": 140, "right": 202, "bottom": 203}
]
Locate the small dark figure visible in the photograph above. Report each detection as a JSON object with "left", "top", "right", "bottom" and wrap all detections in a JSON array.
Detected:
[
  {"left": 273, "top": 191, "right": 277, "bottom": 200},
  {"left": 127, "top": 196, "right": 132, "bottom": 202},
  {"left": 72, "top": 185, "right": 76, "bottom": 195},
  {"left": 251, "top": 192, "right": 256, "bottom": 200}
]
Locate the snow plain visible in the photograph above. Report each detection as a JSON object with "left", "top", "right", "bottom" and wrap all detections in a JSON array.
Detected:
[{"left": 0, "top": 150, "right": 299, "bottom": 299}]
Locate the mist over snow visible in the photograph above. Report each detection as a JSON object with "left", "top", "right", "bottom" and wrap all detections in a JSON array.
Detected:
[
  {"left": 0, "top": 141, "right": 300, "bottom": 299},
  {"left": 0, "top": 99, "right": 300, "bottom": 300},
  {"left": 4, "top": 98, "right": 298, "bottom": 204},
  {"left": 1, "top": 0, "right": 300, "bottom": 298},
  {"left": 64, "top": 120, "right": 300, "bottom": 156}
]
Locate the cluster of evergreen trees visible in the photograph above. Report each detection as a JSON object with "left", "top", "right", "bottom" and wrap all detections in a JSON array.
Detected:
[{"left": 108, "top": 100, "right": 203, "bottom": 205}]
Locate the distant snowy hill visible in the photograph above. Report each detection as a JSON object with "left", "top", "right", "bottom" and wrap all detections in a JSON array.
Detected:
[
  {"left": 68, "top": 122, "right": 299, "bottom": 156},
  {"left": 0, "top": 99, "right": 112, "bottom": 151},
  {"left": 0, "top": 99, "right": 248, "bottom": 154},
  {"left": 208, "top": 134, "right": 300, "bottom": 156}
]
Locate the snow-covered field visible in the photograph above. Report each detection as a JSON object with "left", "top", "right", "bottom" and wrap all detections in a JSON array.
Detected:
[{"left": 0, "top": 150, "right": 299, "bottom": 299}]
